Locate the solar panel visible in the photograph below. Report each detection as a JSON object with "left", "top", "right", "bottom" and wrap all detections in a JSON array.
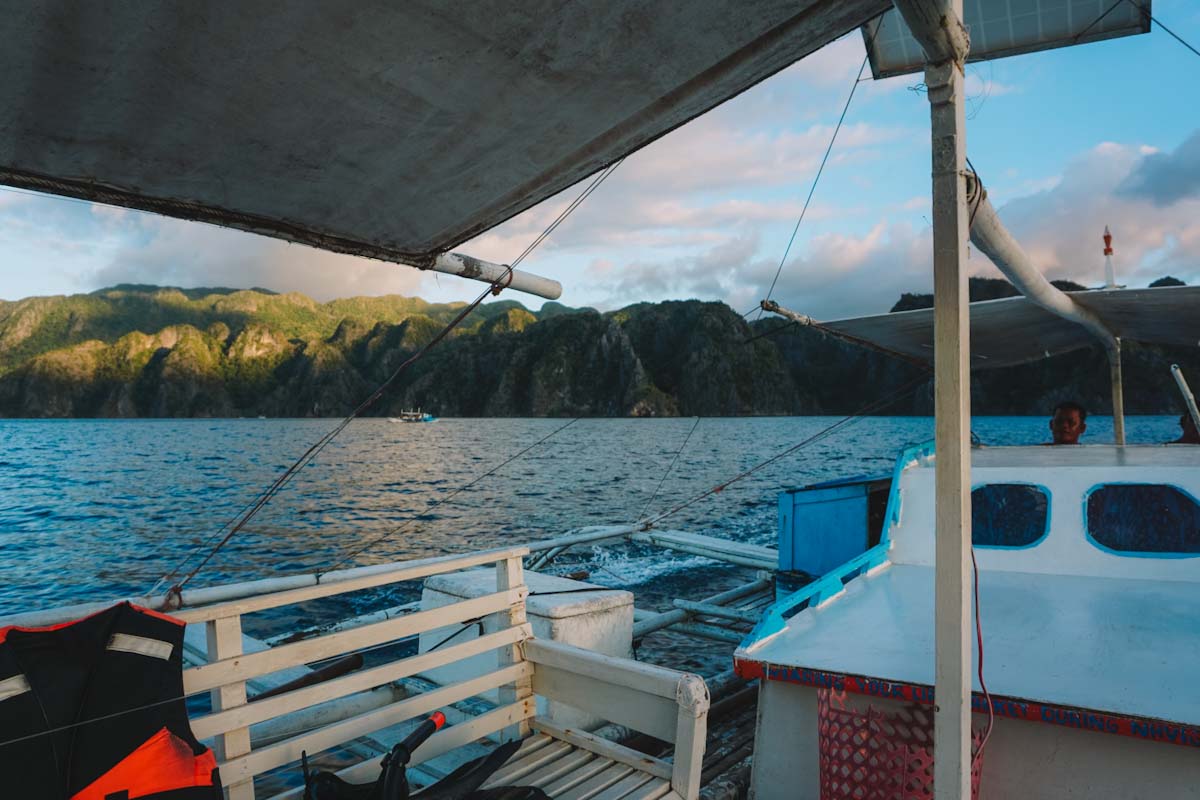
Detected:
[{"left": 862, "top": 0, "right": 1152, "bottom": 79}]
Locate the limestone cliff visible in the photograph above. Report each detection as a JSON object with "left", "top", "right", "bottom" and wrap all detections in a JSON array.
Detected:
[{"left": 0, "top": 284, "right": 1196, "bottom": 418}]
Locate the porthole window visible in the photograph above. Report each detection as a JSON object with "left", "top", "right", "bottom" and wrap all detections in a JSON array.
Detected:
[
  {"left": 971, "top": 484, "right": 1049, "bottom": 547},
  {"left": 1086, "top": 484, "right": 1200, "bottom": 554}
]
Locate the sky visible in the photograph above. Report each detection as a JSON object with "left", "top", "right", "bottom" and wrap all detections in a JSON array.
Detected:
[{"left": 2, "top": 2, "right": 1198, "bottom": 321}]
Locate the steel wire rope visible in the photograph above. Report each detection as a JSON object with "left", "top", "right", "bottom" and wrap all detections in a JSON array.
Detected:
[
  {"left": 742, "top": 318, "right": 801, "bottom": 345},
  {"left": 1073, "top": 0, "right": 1199, "bottom": 59},
  {"left": 747, "top": 157, "right": 988, "bottom": 350},
  {"left": 149, "top": 271, "right": 515, "bottom": 598},
  {"left": 317, "top": 416, "right": 581, "bottom": 575},
  {"left": 637, "top": 371, "right": 930, "bottom": 530},
  {"left": 1127, "top": 0, "right": 1200, "bottom": 59},
  {"left": 638, "top": 416, "right": 702, "bottom": 521},
  {"left": 758, "top": 20, "right": 883, "bottom": 320},
  {"left": 739, "top": 305, "right": 762, "bottom": 319},
  {"left": 150, "top": 156, "right": 626, "bottom": 595},
  {"left": 314, "top": 163, "right": 626, "bottom": 575},
  {"left": 509, "top": 158, "right": 624, "bottom": 269}
]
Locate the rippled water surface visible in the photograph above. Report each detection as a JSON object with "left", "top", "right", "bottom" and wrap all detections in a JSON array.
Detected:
[{"left": 0, "top": 415, "right": 1180, "bottom": 620}]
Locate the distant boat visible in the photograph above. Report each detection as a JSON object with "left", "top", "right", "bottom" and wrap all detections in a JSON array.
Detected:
[{"left": 389, "top": 408, "right": 437, "bottom": 423}]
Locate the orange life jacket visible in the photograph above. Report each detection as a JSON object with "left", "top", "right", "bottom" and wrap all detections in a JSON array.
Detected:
[{"left": 0, "top": 602, "right": 221, "bottom": 799}]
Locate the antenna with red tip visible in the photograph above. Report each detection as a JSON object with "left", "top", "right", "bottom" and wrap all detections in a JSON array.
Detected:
[{"left": 1103, "top": 225, "right": 1116, "bottom": 287}]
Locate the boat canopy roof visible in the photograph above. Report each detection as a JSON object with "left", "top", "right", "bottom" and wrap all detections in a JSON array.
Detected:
[
  {"left": 0, "top": 0, "right": 886, "bottom": 267},
  {"left": 823, "top": 285, "right": 1200, "bottom": 369}
]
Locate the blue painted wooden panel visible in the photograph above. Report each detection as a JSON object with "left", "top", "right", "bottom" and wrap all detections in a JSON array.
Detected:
[{"left": 779, "top": 482, "right": 871, "bottom": 576}]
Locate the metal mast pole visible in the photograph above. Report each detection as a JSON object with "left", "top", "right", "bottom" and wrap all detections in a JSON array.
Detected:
[{"left": 892, "top": 1, "right": 972, "bottom": 797}]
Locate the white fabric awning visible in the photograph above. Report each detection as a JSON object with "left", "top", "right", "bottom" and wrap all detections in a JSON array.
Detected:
[
  {"left": 0, "top": 0, "right": 887, "bottom": 266},
  {"left": 822, "top": 286, "right": 1200, "bottom": 370}
]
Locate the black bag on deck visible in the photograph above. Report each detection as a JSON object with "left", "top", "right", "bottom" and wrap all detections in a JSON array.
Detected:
[{"left": 302, "top": 713, "right": 549, "bottom": 800}]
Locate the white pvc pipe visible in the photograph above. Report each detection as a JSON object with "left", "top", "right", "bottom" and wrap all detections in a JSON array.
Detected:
[
  {"left": 968, "top": 187, "right": 1114, "bottom": 344},
  {"left": 968, "top": 178, "right": 1126, "bottom": 444},
  {"left": 432, "top": 252, "right": 562, "bottom": 300},
  {"left": 1172, "top": 364, "right": 1200, "bottom": 433}
]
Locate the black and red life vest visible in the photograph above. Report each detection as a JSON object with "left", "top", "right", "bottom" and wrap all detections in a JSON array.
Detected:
[{"left": 0, "top": 602, "right": 221, "bottom": 800}]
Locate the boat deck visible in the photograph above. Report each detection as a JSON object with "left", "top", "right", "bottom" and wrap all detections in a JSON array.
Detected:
[{"left": 738, "top": 563, "right": 1200, "bottom": 727}]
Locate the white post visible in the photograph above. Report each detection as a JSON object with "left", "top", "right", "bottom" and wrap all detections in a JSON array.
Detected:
[
  {"left": 496, "top": 555, "right": 533, "bottom": 740},
  {"left": 207, "top": 615, "right": 255, "bottom": 800},
  {"left": 929, "top": 53, "right": 973, "bottom": 799},
  {"left": 893, "top": 0, "right": 973, "bottom": 797}
]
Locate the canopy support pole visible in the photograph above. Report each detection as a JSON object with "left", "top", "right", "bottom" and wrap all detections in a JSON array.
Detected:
[
  {"left": 1172, "top": 364, "right": 1200, "bottom": 433},
  {"left": 893, "top": 0, "right": 972, "bottom": 797}
]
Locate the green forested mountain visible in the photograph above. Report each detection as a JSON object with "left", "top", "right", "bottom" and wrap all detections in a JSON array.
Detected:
[{"left": 0, "top": 284, "right": 1195, "bottom": 418}]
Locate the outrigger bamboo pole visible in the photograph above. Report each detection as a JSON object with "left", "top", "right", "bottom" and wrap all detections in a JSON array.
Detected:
[
  {"left": 632, "top": 579, "right": 772, "bottom": 640},
  {"left": 892, "top": 1, "right": 973, "bottom": 797}
]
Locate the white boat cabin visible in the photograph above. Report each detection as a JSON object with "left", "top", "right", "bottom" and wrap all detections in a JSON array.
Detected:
[{"left": 737, "top": 443, "right": 1200, "bottom": 799}]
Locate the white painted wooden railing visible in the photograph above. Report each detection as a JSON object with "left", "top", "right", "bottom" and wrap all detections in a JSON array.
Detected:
[
  {"left": 4, "top": 545, "right": 709, "bottom": 800},
  {"left": 148, "top": 545, "right": 704, "bottom": 800},
  {"left": 174, "top": 546, "right": 535, "bottom": 800}
]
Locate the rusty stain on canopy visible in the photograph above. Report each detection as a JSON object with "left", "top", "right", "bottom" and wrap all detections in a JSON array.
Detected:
[{"left": 0, "top": 0, "right": 889, "bottom": 267}]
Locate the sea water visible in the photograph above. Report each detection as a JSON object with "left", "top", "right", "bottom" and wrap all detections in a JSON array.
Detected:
[{"left": 0, "top": 416, "right": 1182, "bottom": 629}]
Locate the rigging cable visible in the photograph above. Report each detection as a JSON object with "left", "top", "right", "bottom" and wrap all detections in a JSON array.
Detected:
[
  {"left": 152, "top": 159, "right": 625, "bottom": 597},
  {"left": 638, "top": 416, "right": 702, "bottom": 520},
  {"left": 638, "top": 371, "right": 930, "bottom": 530},
  {"left": 152, "top": 268, "right": 516, "bottom": 598},
  {"left": 1128, "top": 0, "right": 1200, "bottom": 59},
  {"left": 1076, "top": 1, "right": 1198, "bottom": 59},
  {"left": 510, "top": 158, "right": 624, "bottom": 269},
  {"left": 759, "top": 20, "right": 883, "bottom": 318},
  {"left": 318, "top": 417, "right": 581, "bottom": 575}
]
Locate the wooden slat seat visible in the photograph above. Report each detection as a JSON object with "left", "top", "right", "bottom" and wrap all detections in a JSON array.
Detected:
[{"left": 481, "top": 726, "right": 676, "bottom": 800}]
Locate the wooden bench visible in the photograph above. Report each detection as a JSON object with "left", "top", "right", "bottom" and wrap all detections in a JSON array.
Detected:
[{"left": 167, "top": 547, "right": 709, "bottom": 800}]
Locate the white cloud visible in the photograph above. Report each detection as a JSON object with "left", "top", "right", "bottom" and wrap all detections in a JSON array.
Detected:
[
  {"left": 566, "top": 131, "right": 1200, "bottom": 321},
  {"left": 964, "top": 74, "right": 1018, "bottom": 98},
  {"left": 90, "top": 216, "right": 430, "bottom": 301},
  {"left": 988, "top": 136, "right": 1200, "bottom": 286}
]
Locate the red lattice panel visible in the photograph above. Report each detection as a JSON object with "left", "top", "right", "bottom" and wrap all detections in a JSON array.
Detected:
[{"left": 818, "top": 690, "right": 983, "bottom": 799}]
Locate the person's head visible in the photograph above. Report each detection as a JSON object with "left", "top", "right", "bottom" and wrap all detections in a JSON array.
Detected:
[
  {"left": 1180, "top": 413, "right": 1200, "bottom": 444},
  {"left": 1050, "top": 401, "right": 1087, "bottom": 445}
]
